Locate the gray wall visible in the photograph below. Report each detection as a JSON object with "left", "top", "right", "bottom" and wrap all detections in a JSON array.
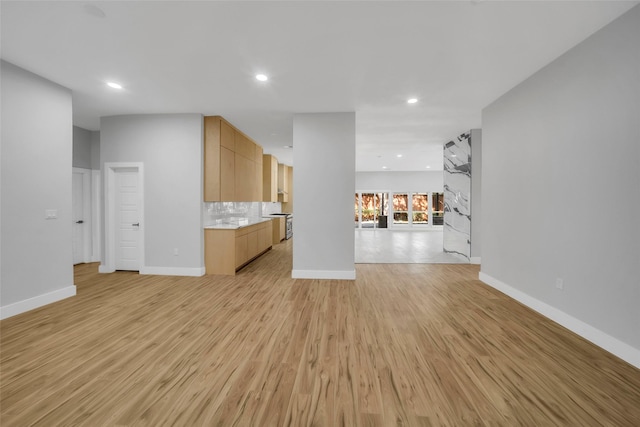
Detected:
[
  {"left": 481, "top": 6, "right": 640, "bottom": 360},
  {"left": 73, "top": 126, "right": 92, "bottom": 169},
  {"left": 470, "top": 129, "right": 482, "bottom": 260},
  {"left": 1, "top": 60, "right": 74, "bottom": 314},
  {"left": 72, "top": 126, "right": 100, "bottom": 170},
  {"left": 293, "top": 112, "right": 356, "bottom": 279},
  {"left": 90, "top": 130, "right": 100, "bottom": 170},
  {"left": 356, "top": 170, "right": 443, "bottom": 193},
  {"left": 100, "top": 114, "right": 204, "bottom": 273}
]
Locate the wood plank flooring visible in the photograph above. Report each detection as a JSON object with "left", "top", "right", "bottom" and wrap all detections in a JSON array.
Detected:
[{"left": 2, "top": 239, "right": 640, "bottom": 426}]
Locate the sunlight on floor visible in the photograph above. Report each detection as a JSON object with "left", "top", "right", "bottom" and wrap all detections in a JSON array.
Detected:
[{"left": 354, "top": 228, "right": 468, "bottom": 264}]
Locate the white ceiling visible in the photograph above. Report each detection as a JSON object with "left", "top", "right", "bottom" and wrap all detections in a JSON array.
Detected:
[{"left": 1, "top": 1, "right": 636, "bottom": 171}]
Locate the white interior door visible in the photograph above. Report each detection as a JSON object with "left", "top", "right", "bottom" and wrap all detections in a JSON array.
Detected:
[
  {"left": 72, "top": 172, "right": 85, "bottom": 264},
  {"left": 115, "top": 168, "right": 140, "bottom": 271}
]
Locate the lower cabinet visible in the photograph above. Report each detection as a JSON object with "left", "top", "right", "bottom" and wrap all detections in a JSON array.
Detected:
[
  {"left": 205, "top": 220, "right": 273, "bottom": 275},
  {"left": 271, "top": 217, "right": 286, "bottom": 244}
]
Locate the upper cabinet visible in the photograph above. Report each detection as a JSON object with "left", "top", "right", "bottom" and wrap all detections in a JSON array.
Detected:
[
  {"left": 278, "top": 163, "right": 290, "bottom": 203},
  {"left": 263, "top": 154, "right": 278, "bottom": 202},
  {"left": 204, "top": 116, "right": 263, "bottom": 202}
]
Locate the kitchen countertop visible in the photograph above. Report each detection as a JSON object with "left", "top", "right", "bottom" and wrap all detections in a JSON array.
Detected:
[{"left": 204, "top": 217, "right": 272, "bottom": 230}]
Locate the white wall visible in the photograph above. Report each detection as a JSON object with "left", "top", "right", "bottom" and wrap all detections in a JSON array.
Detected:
[
  {"left": 481, "top": 6, "right": 640, "bottom": 367},
  {"left": 1, "top": 60, "right": 75, "bottom": 318},
  {"left": 293, "top": 112, "right": 355, "bottom": 280},
  {"left": 356, "top": 171, "right": 443, "bottom": 193},
  {"left": 100, "top": 114, "right": 204, "bottom": 275}
]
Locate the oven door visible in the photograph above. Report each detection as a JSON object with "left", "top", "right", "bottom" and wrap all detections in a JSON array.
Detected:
[{"left": 285, "top": 217, "right": 293, "bottom": 239}]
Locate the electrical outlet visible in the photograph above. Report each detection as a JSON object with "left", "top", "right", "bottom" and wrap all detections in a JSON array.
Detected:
[
  {"left": 173, "top": 248, "right": 179, "bottom": 256},
  {"left": 45, "top": 209, "right": 57, "bottom": 219},
  {"left": 555, "top": 278, "right": 564, "bottom": 290}
]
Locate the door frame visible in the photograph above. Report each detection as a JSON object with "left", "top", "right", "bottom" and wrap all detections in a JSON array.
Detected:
[
  {"left": 72, "top": 167, "right": 92, "bottom": 264},
  {"left": 101, "top": 162, "right": 145, "bottom": 273}
]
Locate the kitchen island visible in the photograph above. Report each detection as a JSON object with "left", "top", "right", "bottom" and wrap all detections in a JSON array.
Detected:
[{"left": 205, "top": 218, "right": 273, "bottom": 275}]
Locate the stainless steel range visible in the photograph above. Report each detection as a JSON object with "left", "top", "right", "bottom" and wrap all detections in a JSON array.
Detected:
[{"left": 284, "top": 214, "right": 292, "bottom": 239}]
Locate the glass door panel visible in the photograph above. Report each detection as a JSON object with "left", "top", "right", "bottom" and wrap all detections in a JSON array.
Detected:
[
  {"left": 393, "top": 193, "right": 409, "bottom": 225},
  {"left": 412, "top": 193, "right": 429, "bottom": 225},
  {"left": 361, "top": 193, "right": 379, "bottom": 228},
  {"left": 432, "top": 192, "right": 444, "bottom": 225}
]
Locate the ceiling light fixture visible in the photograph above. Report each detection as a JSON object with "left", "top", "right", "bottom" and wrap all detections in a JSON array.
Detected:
[
  {"left": 396, "top": 154, "right": 403, "bottom": 158},
  {"left": 407, "top": 98, "right": 418, "bottom": 104},
  {"left": 107, "top": 81, "right": 123, "bottom": 89},
  {"left": 382, "top": 166, "right": 388, "bottom": 169},
  {"left": 256, "top": 74, "right": 268, "bottom": 82},
  {"left": 426, "top": 165, "right": 431, "bottom": 169}
]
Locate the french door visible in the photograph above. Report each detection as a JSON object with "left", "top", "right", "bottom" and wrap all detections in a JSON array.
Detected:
[{"left": 354, "top": 192, "right": 388, "bottom": 229}]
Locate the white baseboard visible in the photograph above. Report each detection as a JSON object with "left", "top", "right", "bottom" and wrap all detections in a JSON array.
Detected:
[
  {"left": 140, "top": 266, "right": 205, "bottom": 277},
  {"left": 291, "top": 269, "right": 356, "bottom": 280},
  {"left": 470, "top": 257, "right": 481, "bottom": 265},
  {"left": 98, "top": 264, "right": 115, "bottom": 273},
  {"left": 0, "top": 286, "right": 76, "bottom": 320},
  {"left": 479, "top": 271, "right": 640, "bottom": 369}
]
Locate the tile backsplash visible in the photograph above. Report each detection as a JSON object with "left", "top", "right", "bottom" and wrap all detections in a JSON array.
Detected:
[
  {"left": 203, "top": 201, "right": 282, "bottom": 226},
  {"left": 262, "top": 202, "right": 282, "bottom": 216}
]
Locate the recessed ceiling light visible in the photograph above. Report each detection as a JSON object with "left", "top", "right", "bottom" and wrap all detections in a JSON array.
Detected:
[
  {"left": 256, "top": 74, "right": 268, "bottom": 82},
  {"left": 407, "top": 98, "right": 418, "bottom": 104},
  {"left": 426, "top": 165, "right": 431, "bottom": 169},
  {"left": 382, "top": 166, "right": 388, "bottom": 169},
  {"left": 107, "top": 81, "right": 123, "bottom": 89},
  {"left": 396, "top": 154, "right": 403, "bottom": 158},
  {"left": 451, "top": 154, "right": 457, "bottom": 157}
]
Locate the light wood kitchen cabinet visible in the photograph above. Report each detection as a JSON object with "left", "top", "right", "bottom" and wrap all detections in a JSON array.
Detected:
[
  {"left": 278, "top": 163, "right": 290, "bottom": 202},
  {"left": 204, "top": 117, "right": 222, "bottom": 201},
  {"left": 271, "top": 217, "right": 286, "bottom": 244},
  {"left": 205, "top": 220, "right": 273, "bottom": 275},
  {"left": 235, "top": 154, "right": 254, "bottom": 201},
  {"left": 204, "top": 116, "right": 264, "bottom": 202},
  {"left": 235, "top": 233, "right": 248, "bottom": 268},
  {"left": 220, "top": 120, "right": 235, "bottom": 150},
  {"left": 234, "top": 132, "right": 254, "bottom": 160},
  {"left": 205, "top": 229, "right": 236, "bottom": 275},
  {"left": 263, "top": 154, "right": 278, "bottom": 202},
  {"left": 258, "top": 223, "right": 271, "bottom": 251},
  {"left": 254, "top": 145, "right": 263, "bottom": 201},
  {"left": 281, "top": 166, "right": 294, "bottom": 213},
  {"left": 220, "top": 147, "right": 235, "bottom": 201}
]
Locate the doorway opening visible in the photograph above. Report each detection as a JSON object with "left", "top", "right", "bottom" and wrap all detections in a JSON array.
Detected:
[{"left": 72, "top": 168, "right": 92, "bottom": 264}]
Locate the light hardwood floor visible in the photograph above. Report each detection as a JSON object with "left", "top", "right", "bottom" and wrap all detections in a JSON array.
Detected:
[{"left": 2, "top": 240, "right": 639, "bottom": 426}]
